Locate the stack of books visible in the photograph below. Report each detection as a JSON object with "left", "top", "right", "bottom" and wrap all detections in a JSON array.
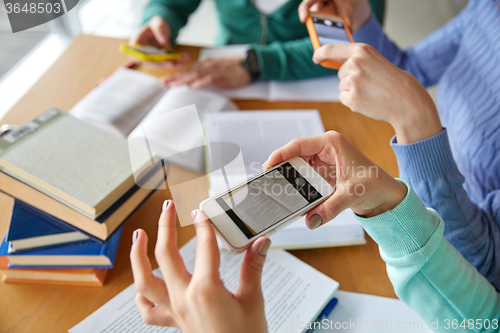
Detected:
[{"left": 0, "top": 109, "right": 164, "bottom": 286}]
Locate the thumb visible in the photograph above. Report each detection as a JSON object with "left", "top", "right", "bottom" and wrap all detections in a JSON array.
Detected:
[
  {"left": 313, "top": 43, "right": 358, "bottom": 64},
  {"left": 150, "top": 17, "right": 171, "bottom": 49},
  {"left": 236, "top": 237, "right": 271, "bottom": 301},
  {"left": 305, "top": 189, "right": 352, "bottom": 229}
]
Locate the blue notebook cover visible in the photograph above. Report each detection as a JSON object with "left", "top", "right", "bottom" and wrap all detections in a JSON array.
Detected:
[
  {"left": 7, "top": 199, "right": 89, "bottom": 245},
  {"left": 0, "top": 224, "right": 123, "bottom": 269}
]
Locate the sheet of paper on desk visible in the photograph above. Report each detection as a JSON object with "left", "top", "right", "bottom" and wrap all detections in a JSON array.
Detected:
[
  {"left": 317, "top": 291, "right": 431, "bottom": 333},
  {"left": 204, "top": 110, "right": 325, "bottom": 180},
  {"left": 199, "top": 45, "right": 340, "bottom": 101},
  {"left": 69, "top": 237, "right": 339, "bottom": 333}
]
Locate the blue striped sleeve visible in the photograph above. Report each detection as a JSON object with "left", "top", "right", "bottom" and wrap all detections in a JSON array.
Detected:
[{"left": 352, "top": 3, "right": 472, "bottom": 87}]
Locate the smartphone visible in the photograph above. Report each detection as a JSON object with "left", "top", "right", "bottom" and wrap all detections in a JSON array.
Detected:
[
  {"left": 306, "top": 12, "right": 354, "bottom": 70},
  {"left": 200, "top": 157, "right": 334, "bottom": 253},
  {"left": 120, "top": 44, "right": 182, "bottom": 62}
]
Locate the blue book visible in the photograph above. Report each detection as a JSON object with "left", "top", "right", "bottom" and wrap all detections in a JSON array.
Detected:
[
  {"left": 0, "top": 225, "right": 123, "bottom": 269},
  {"left": 6, "top": 200, "right": 90, "bottom": 253}
]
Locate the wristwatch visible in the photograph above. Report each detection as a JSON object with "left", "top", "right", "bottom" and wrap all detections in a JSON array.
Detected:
[{"left": 241, "top": 49, "right": 261, "bottom": 82}]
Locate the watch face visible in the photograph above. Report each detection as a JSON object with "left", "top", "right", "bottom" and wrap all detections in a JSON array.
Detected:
[{"left": 243, "top": 49, "right": 260, "bottom": 80}]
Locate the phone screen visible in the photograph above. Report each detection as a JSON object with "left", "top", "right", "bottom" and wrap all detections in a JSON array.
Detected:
[
  {"left": 312, "top": 14, "right": 350, "bottom": 45},
  {"left": 215, "top": 163, "right": 322, "bottom": 239},
  {"left": 130, "top": 45, "right": 170, "bottom": 55}
]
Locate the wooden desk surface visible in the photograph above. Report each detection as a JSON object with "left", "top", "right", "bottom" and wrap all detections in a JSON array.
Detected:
[{"left": 0, "top": 35, "right": 398, "bottom": 333}]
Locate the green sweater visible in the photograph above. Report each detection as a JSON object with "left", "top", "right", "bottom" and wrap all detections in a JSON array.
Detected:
[
  {"left": 356, "top": 180, "right": 500, "bottom": 333},
  {"left": 142, "top": 0, "right": 384, "bottom": 81}
]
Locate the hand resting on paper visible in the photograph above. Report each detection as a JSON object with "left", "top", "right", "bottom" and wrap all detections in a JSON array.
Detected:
[
  {"left": 264, "top": 131, "right": 407, "bottom": 229},
  {"left": 130, "top": 201, "right": 270, "bottom": 333},
  {"left": 313, "top": 43, "right": 443, "bottom": 144},
  {"left": 160, "top": 55, "right": 252, "bottom": 89}
]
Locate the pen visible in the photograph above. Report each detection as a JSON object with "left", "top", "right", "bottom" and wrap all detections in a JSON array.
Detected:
[
  {"left": 305, "top": 297, "right": 338, "bottom": 333},
  {"left": 96, "top": 60, "right": 139, "bottom": 86}
]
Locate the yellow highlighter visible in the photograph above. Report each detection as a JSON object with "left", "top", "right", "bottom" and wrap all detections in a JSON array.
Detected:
[{"left": 120, "top": 44, "right": 182, "bottom": 62}]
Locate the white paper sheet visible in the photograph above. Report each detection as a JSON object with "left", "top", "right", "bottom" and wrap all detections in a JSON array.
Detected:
[
  {"left": 69, "top": 237, "right": 339, "bottom": 333},
  {"left": 318, "top": 291, "right": 432, "bottom": 333},
  {"left": 199, "top": 46, "right": 340, "bottom": 101},
  {"left": 204, "top": 110, "right": 325, "bottom": 179}
]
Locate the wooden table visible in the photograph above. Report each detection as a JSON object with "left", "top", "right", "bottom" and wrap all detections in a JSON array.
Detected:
[{"left": 0, "top": 35, "right": 399, "bottom": 333}]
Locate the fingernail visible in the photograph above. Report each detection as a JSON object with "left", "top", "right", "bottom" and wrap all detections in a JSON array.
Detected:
[
  {"left": 163, "top": 200, "right": 169, "bottom": 212},
  {"left": 262, "top": 159, "right": 268, "bottom": 168},
  {"left": 308, "top": 214, "right": 323, "bottom": 229},
  {"left": 258, "top": 238, "right": 271, "bottom": 256},
  {"left": 191, "top": 209, "right": 197, "bottom": 220},
  {"left": 132, "top": 230, "right": 139, "bottom": 244}
]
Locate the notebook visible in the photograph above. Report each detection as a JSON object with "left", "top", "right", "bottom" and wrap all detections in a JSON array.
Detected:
[
  {"left": 69, "top": 237, "right": 339, "bottom": 333},
  {"left": 70, "top": 68, "right": 237, "bottom": 173},
  {"left": 0, "top": 225, "right": 123, "bottom": 268},
  {"left": 204, "top": 110, "right": 365, "bottom": 250},
  {"left": 0, "top": 109, "right": 154, "bottom": 219},
  {"left": 7, "top": 199, "right": 89, "bottom": 253},
  {"left": 199, "top": 45, "right": 341, "bottom": 101},
  {"left": 0, "top": 158, "right": 164, "bottom": 241}
]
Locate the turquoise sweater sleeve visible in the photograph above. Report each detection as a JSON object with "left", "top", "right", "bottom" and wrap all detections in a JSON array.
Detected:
[
  {"left": 142, "top": 0, "right": 201, "bottom": 46},
  {"left": 356, "top": 179, "right": 500, "bottom": 332}
]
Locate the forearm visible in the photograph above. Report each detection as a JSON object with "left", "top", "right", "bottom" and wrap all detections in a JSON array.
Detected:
[
  {"left": 142, "top": 0, "right": 200, "bottom": 44},
  {"left": 357, "top": 180, "right": 500, "bottom": 331},
  {"left": 392, "top": 130, "right": 500, "bottom": 284},
  {"left": 252, "top": 38, "right": 335, "bottom": 81}
]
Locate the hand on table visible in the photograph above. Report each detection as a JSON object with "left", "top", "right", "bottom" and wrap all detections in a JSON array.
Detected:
[
  {"left": 129, "top": 16, "right": 189, "bottom": 69},
  {"left": 264, "top": 131, "right": 407, "bottom": 229},
  {"left": 313, "top": 43, "right": 443, "bottom": 144},
  {"left": 160, "top": 55, "right": 251, "bottom": 89},
  {"left": 130, "top": 200, "right": 269, "bottom": 333},
  {"left": 298, "top": 0, "right": 372, "bottom": 31}
]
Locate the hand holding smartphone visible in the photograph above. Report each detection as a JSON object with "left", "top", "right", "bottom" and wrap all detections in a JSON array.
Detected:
[
  {"left": 200, "top": 157, "right": 334, "bottom": 253},
  {"left": 306, "top": 12, "right": 354, "bottom": 70}
]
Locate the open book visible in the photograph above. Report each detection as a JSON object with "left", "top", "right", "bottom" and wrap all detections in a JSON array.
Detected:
[
  {"left": 69, "top": 237, "right": 339, "bottom": 333},
  {"left": 70, "top": 68, "right": 237, "bottom": 173},
  {"left": 200, "top": 45, "right": 341, "bottom": 101},
  {"left": 204, "top": 111, "right": 365, "bottom": 250}
]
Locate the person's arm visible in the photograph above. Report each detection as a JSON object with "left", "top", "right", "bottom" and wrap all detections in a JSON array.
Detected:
[
  {"left": 391, "top": 130, "right": 500, "bottom": 286},
  {"left": 251, "top": 38, "right": 335, "bottom": 81},
  {"left": 142, "top": 0, "right": 201, "bottom": 46},
  {"left": 357, "top": 179, "right": 500, "bottom": 332},
  {"left": 352, "top": 2, "right": 471, "bottom": 87}
]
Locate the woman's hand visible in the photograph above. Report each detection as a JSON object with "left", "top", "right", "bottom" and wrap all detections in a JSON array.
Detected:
[
  {"left": 264, "top": 131, "right": 407, "bottom": 229},
  {"left": 130, "top": 201, "right": 270, "bottom": 333},
  {"left": 298, "top": 0, "right": 372, "bottom": 31},
  {"left": 313, "top": 43, "right": 443, "bottom": 144},
  {"left": 129, "top": 16, "right": 189, "bottom": 69},
  {"left": 130, "top": 16, "right": 171, "bottom": 49},
  {"left": 160, "top": 55, "right": 251, "bottom": 89}
]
